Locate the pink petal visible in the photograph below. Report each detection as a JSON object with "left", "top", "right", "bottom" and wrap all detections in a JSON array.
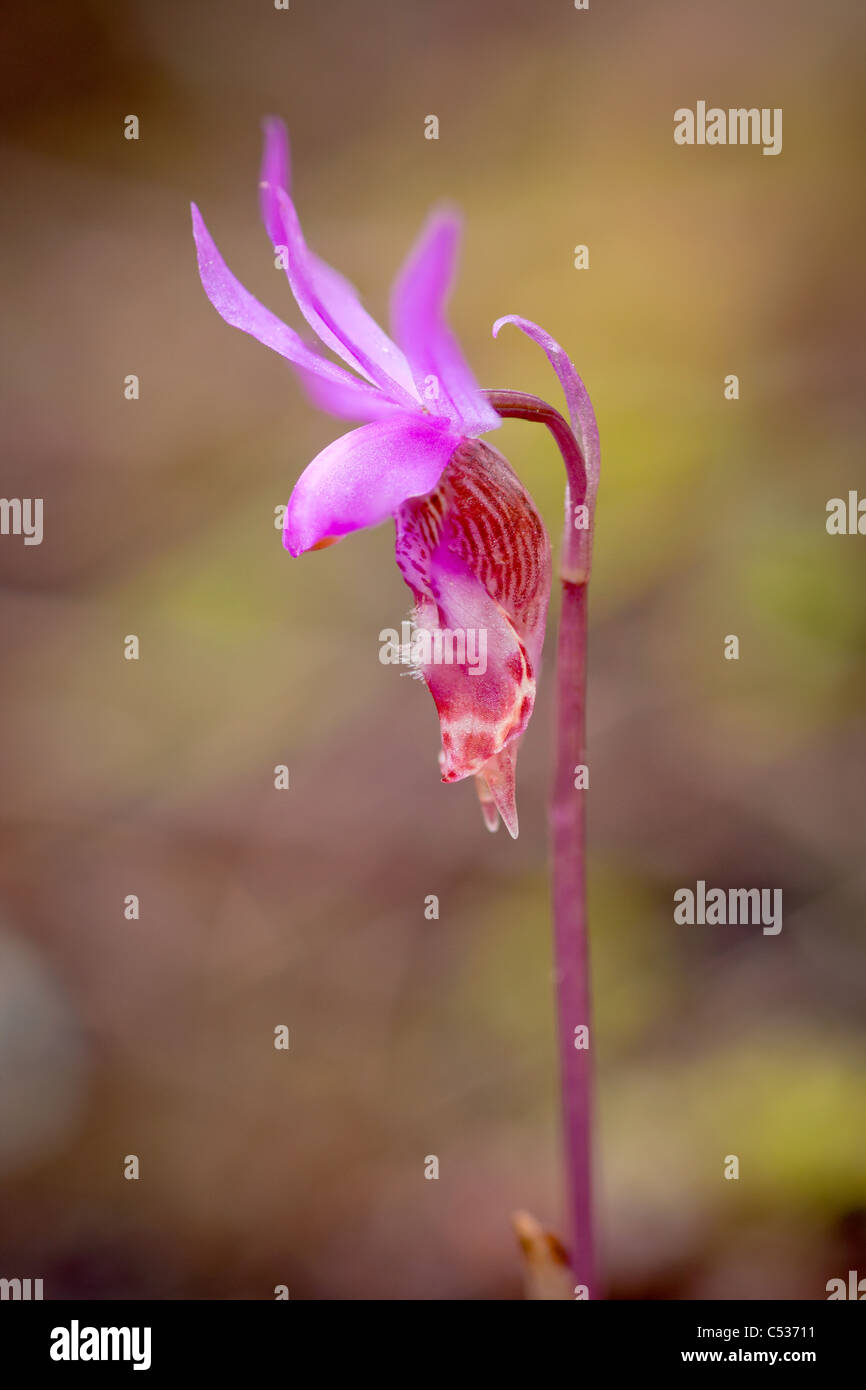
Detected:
[
  {"left": 284, "top": 416, "right": 459, "bottom": 556},
  {"left": 191, "top": 203, "right": 389, "bottom": 420},
  {"left": 265, "top": 185, "right": 422, "bottom": 411},
  {"left": 492, "top": 315, "right": 600, "bottom": 509},
  {"left": 296, "top": 368, "right": 406, "bottom": 422},
  {"left": 390, "top": 209, "right": 501, "bottom": 437},
  {"left": 259, "top": 116, "right": 291, "bottom": 248},
  {"left": 258, "top": 119, "right": 359, "bottom": 309}
]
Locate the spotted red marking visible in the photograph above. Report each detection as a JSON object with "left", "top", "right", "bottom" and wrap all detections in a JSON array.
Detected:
[{"left": 393, "top": 438, "right": 552, "bottom": 783}]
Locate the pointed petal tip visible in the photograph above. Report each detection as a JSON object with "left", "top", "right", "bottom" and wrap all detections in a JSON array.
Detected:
[
  {"left": 474, "top": 774, "right": 501, "bottom": 832},
  {"left": 479, "top": 798, "right": 519, "bottom": 838},
  {"left": 488, "top": 313, "right": 600, "bottom": 498},
  {"left": 260, "top": 116, "right": 290, "bottom": 171},
  {"left": 475, "top": 766, "right": 519, "bottom": 838},
  {"left": 283, "top": 517, "right": 328, "bottom": 557},
  {"left": 425, "top": 202, "right": 463, "bottom": 237},
  {"left": 259, "top": 119, "right": 292, "bottom": 252},
  {"left": 282, "top": 510, "right": 304, "bottom": 556},
  {"left": 478, "top": 746, "right": 521, "bottom": 840}
]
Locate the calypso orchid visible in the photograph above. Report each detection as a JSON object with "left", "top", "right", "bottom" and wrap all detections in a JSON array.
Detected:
[
  {"left": 192, "top": 122, "right": 601, "bottom": 1296},
  {"left": 191, "top": 118, "right": 596, "bottom": 839}
]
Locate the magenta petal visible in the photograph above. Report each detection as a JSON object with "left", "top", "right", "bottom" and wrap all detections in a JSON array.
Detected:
[
  {"left": 258, "top": 120, "right": 359, "bottom": 311},
  {"left": 296, "top": 368, "right": 407, "bottom": 423},
  {"left": 266, "top": 186, "right": 422, "bottom": 410},
  {"left": 191, "top": 204, "right": 391, "bottom": 419},
  {"left": 259, "top": 116, "right": 291, "bottom": 248},
  {"left": 492, "top": 315, "right": 600, "bottom": 508},
  {"left": 390, "top": 210, "right": 501, "bottom": 437},
  {"left": 284, "top": 417, "right": 458, "bottom": 556}
]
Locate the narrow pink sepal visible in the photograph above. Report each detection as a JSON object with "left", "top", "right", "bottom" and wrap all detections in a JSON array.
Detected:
[
  {"left": 492, "top": 315, "right": 600, "bottom": 509},
  {"left": 266, "top": 185, "right": 422, "bottom": 410},
  {"left": 259, "top": 116, "right": 291, "bottom": 248},
  {"left": 391, "top": 209, "right": 501, "bottom": 437},
  {"left": 191, "top": 202, "right": 389, "bottom": 417},
  {"left": 296, "top": 368, "right": 407, "bottom": 422}
]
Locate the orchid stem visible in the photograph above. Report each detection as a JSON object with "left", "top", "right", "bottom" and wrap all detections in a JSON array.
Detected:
[{"left": 484, "top": 389, "right": 596, "bottom": 1299}]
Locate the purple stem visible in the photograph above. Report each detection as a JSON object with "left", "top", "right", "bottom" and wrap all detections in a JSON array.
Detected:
[{"left": 484, "top": 389, "right": 596, "bottom": 1298}]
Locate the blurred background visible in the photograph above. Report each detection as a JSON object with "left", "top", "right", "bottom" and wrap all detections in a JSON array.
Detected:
[{"left": 0, "top": 0, "right": 864, "bottom": 1299}]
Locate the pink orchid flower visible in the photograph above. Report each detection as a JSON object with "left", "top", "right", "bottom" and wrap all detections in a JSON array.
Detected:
[{"left": 192, "top": 119, "right": 556, "bottom": 837}]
